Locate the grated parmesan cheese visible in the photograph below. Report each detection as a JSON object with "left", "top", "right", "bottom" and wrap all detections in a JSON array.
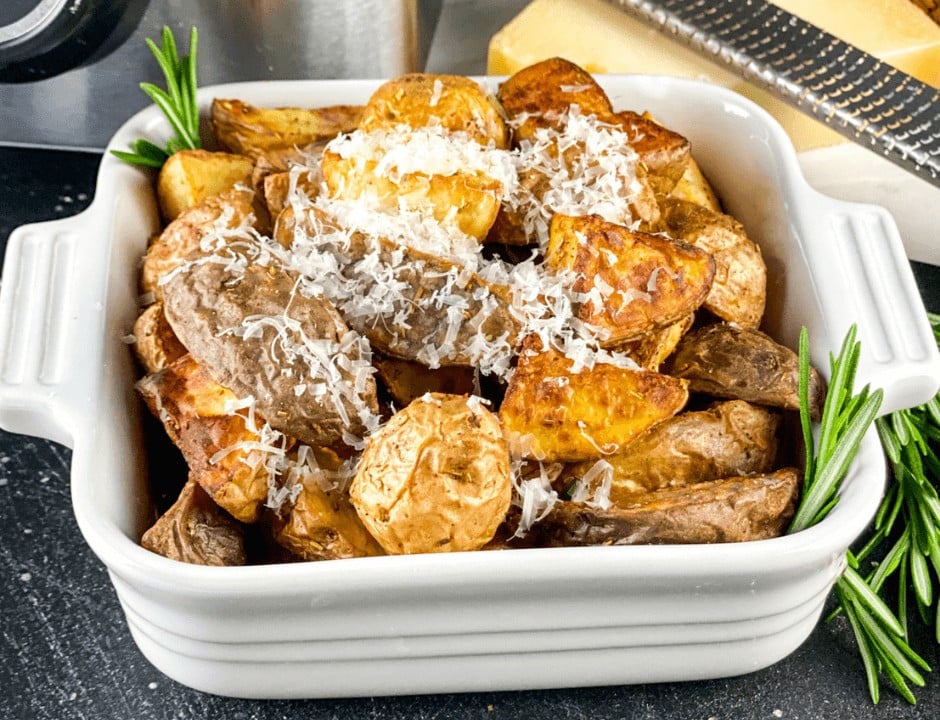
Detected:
[{"left": 503, "top": 106, "right": 644, "bottom": 250}]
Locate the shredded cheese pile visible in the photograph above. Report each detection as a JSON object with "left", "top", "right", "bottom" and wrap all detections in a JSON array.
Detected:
[{"left": 168, "top": 87, "right": 652, "bottom": 523}]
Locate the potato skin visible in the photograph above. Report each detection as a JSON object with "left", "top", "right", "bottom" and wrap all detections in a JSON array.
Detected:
[
  {"left": 136, "top": 355, "right": 277, "bottom": 523},
  {"left": 565, "top": 400, "right": 780, "bottom": 502},
  {"left": 140, "top": 186, "right": 256, "bottom": 301},
  {"left": 162, "top": 260, "right": 379, "bottom": 447},
  {"left": 532, "top": 468, "right": 800, "bottom": 546},
  {"left": 132, "top": 303, "right": 187, "bottom": 374},
  {"left": 545, "top": 214, "right": 714, "bottom": 346},
  {"left": 616, "top": 111, "right": 691, "bottom": 196},
  {"left": 270, "top": 478, "right": 384, "bottom": 561},
  {"left": 498, "top": 57, "right": 613, "bottom": 142},
  {"left": 141, "top": 477, "right": 247, "bottom": 566},
  {"left": 211, "top": 99, "right": 363, "bottom": 158},
  {"left": 614, "top": 313, "right": 693, "bottom": 371},
  {"left": 274, "top": 205, "right": 523, "bottom": 366},
  {"left": 669, "top": 157, "right": 722, "bottom": 212},
  {"left": 661, "top": 198, "right": 766, "bottom": 329},
  {"left": 359, "top": 73, "right": 508, "bottom": 149},
  {"left": 666, "top": 323, "right": 825, "bottom": 419},
  {"left": 498, "top": 347, "right": 689, "bottom": 462},
  {"left": 350, "top": 393, "right": 511, "bottom": 554},
  {"left": 372, "top": 353, "right": 476, "bottom": 408}
]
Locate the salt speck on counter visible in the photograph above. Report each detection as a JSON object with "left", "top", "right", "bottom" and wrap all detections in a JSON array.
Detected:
[
  {"left": 0, "top": 477, "right": 8, "bottom": 486},
  {"left": 20, "top": 572, "right": 31, "bottom": 582},
  {"left": 772, "top": 711, "right": 784, "bottom": 718},
  {"left": 148, "top": 682, "right": 158, "bottom": 690}
]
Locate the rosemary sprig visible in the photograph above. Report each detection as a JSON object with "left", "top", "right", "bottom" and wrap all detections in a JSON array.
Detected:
[
  {"left": 111, "top": 26, "right": 201, "bottom": 168},
  {"left": 791, "top": 323, "right": 932, "bottom": 704},
  {"left": 830, "top": 313, "right": 940, "bottom": 704}
]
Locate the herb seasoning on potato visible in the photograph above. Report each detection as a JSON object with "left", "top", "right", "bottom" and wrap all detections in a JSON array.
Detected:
[{"left": 129, "top": 56, "right": 815, "bottom": 565}]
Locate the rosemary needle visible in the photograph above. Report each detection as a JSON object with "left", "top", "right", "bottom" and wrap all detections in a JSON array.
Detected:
[{"left": 111, "top": 26, "right": 201, "bottom": 168}]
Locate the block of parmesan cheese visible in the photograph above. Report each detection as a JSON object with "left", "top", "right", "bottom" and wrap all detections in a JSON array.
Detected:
[{"left": 487, "top": 0, "right": 940, "bottom": 150}]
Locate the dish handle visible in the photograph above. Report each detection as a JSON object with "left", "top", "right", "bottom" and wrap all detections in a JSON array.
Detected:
[
  {"left": 800, "top": 192, "right": 940, "bottom": 417},
  {"left": 0, "top": 210, "right": 109, "bottom": 448}
]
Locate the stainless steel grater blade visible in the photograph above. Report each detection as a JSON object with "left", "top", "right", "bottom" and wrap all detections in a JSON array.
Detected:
[{"left": 602, "top": 0, "right": 940, "bottom": 189}]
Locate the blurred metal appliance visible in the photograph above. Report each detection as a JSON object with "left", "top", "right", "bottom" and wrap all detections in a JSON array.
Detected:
[{"left": 0, "top": 0, "right": 442, "bottom": 151}]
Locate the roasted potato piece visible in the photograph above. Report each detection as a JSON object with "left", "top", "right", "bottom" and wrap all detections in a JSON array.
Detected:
[
  {"left": 350, "top": 393, "right": 512, "bottom": 554},
  {"left": 615, "top": 314, "right": 694, "bottom": 371},
  {"left": 136, "top": 355, "right": 278, "bottom": 523},
  {"left": 211, "top": 98, "right": 363, "bottom": 158},
  {"left": 251, "top": 141, "right": 326, "bottom": 194},
  {"left": 616, "top": 111, "right": 691, "bottom": 196},
  {"left": 665, "top": 323, "right": 825, "bottom": 419},
  {"left": 372, "top": 353, "right": 476, "bottom": 408},
  {"left": 162, "top": 260, "right": 379, "bottom": 448},
  {"left": 670, "top": 156, "right": 722, "bottom": 213},
  {"left": 273, "top": 205, "right": 523, "bottom": 367},
  {"left": 359, "top": 73, "right": 508, "bottom": 149},
  {"left": 532, "top": 468, "right": 800, "bottom": 546},
  {"left": 498, "top": 347, "right": 689, "bottom": 462},
  {"left": 157, "top": 149, "right": 254, "bottom": 223},
  {"left": 565, "top": 400, "right": 780, "bottom": 502},
  {"left": 140, "top": 186, "right": 257, "bottom": 301},
  {"left": 269, "top": 476, "right": 384, "bottom": 561},
  {"left": 141, "top": 477, "right": 247, "bottom": 566},
  {"left": 132, "top": 303, "right": 187, "bottom": 374},
  {"left": 498, "top": 57, "right": 614, "bottom": 142},
  {"left": 545, "top": 214, "right": 714, "bottom": 346},
  {"left": 262, "top": 169, "right": 321, "bottom": 219},
  {"left": 321, "top": 141, "right": 504, "bottom": 240},
  {"left": 661, "top": 198, "right": 766, "bottom": 329}
]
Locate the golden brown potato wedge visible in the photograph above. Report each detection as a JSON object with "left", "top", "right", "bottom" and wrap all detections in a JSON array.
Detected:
[
  {"left": 262, "top": 170, "right": 321, "bottom": 219},
  {"left": 140, "top": 186, "right": 257, "bottom": 301},
  {"left": 211, "top": 98, "right": 363, "bottom": 158},
  {"left": 372, "top": 353, "right": 476, "bottom": 408},
  {"left": 670, "top": 156, "right": 722, "bottom": 212},
  {"left": 565, "top": 400, "right": 780, "bottom": 502},
  {"left": 661, "top": 198, "right": 767, "bottom": 329},
  {"left": 613, "top": 313, "right": 694, "bottom": 371},
  {"left": 251, "top": 141, "right": 325, "bottom": 194},
  {"left": 359, "top": 73, "right": 508, "bottom": 149},
  {"left": 498, "top": 57, "right": 614, "bottom": 142},
  {"left": 545, "top": 214, "right": 714, "bottom": 346},
  {"left": 350, "top": 393, "right": 512, "bottom": 554},
  {"left": 321, "top": 147, "right": 503, "bottom": 240},
  {"left": 498, "top": 346, "right": 689, "bottom": 462},
  {"left": 269, "top": 477, "right": 384, "bottom": 561},
  {"left": 141, "top": 476, "right": 247, "bottom": 566},
  {"left": 136, "top": 355, "right": 282, "bottom": 523},
  {"left": 530, "top": 468, "right": 800, "bottom": 546},
  {"left": 665, "top": 323, "right": 826, "bottom": 419},
  {"left": 132, "top": 303, "right": 187, "bottom": 374},
  {"left": 616, "top": 111, "right": 691, "bottom": 196},
  {"left": 157, "top": 149, "right": 254, "bottom": 223}
]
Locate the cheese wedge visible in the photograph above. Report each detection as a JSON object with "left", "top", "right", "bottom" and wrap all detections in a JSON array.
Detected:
[{"left": 488, "top": 0, "right": 940, "bottom": 150}]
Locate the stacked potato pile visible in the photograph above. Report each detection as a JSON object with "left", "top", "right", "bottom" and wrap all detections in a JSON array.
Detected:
[{"left": 131, "top": 58, "right": 822, "bottom": 566}]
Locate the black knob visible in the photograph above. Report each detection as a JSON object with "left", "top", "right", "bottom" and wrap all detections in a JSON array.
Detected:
[{"left": 0, "top": 0, "right": 146, "bottom": 83}]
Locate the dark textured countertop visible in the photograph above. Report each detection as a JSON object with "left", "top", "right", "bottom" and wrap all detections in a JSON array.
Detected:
[{"left": 2, "top": 144, "right": 940, "bottom": 720}]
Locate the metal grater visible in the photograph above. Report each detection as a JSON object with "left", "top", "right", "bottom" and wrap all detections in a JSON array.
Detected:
[{"left": 603, "top": 0, "right": 940, "bottom": 189}]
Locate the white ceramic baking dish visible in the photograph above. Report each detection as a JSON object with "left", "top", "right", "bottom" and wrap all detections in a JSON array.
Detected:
[{"left": 1, "top": 76, "right": 938, "bottom": 699}]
